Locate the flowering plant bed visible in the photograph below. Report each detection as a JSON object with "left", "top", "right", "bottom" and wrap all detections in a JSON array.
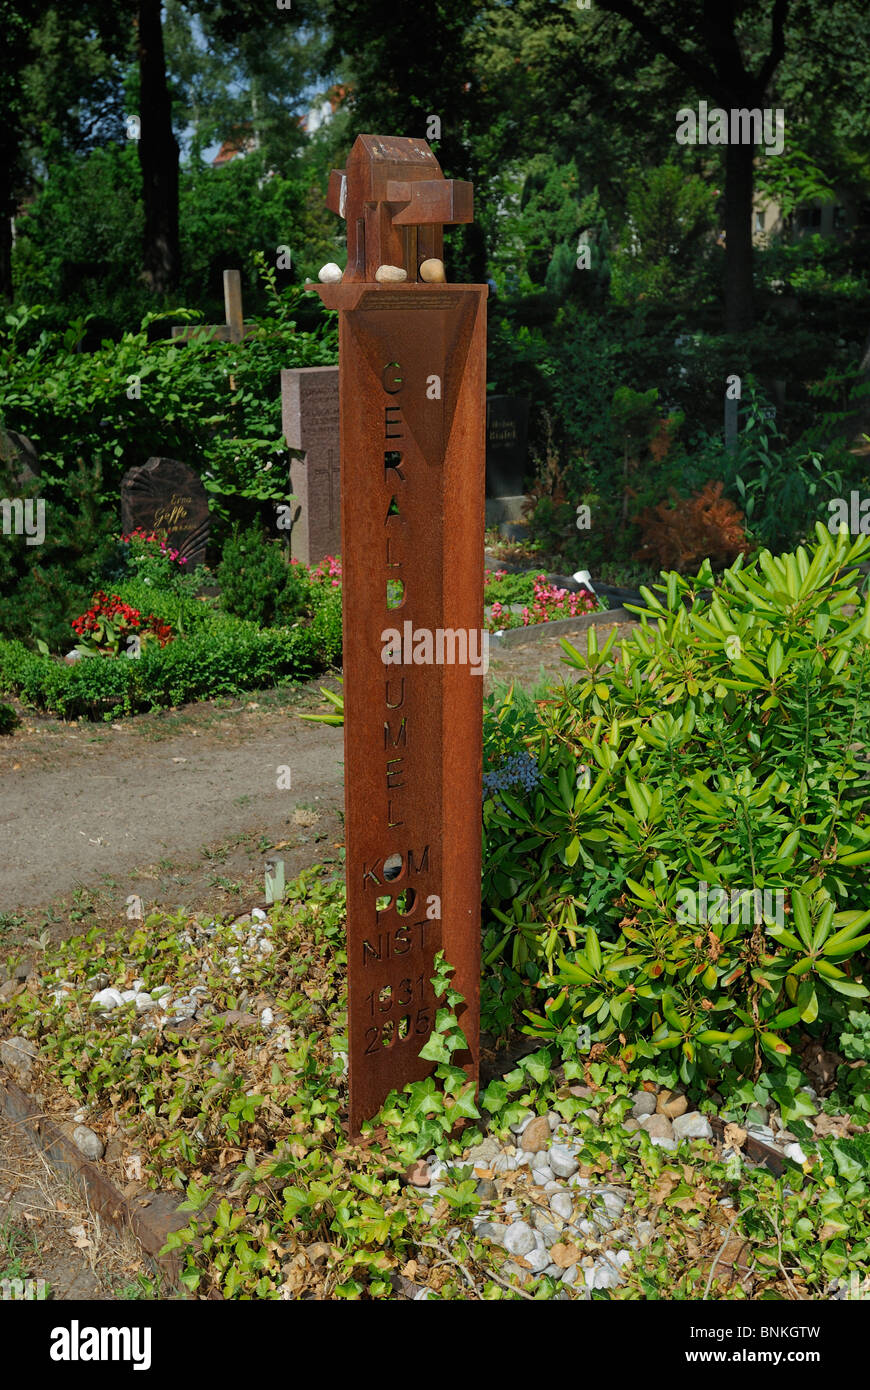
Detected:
[{"left": 485, "top": 570, "right": 600, "bottom": 631}]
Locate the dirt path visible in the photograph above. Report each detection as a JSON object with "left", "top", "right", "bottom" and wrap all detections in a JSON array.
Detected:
[
  {"left": 0, "top": 683, "right": 346, "bottom": 922},
  {"left": 0, "top": 618, "right": 637, "bottom": 926}
]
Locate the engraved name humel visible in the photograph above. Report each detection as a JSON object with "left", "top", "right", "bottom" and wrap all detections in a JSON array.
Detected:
[{"left": 355, "top": 355, "right": 438, "bottom": 1061}]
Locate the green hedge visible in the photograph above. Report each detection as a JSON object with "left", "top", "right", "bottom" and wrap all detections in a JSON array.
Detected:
[{"left": 0, "top": 612, "right": 329, "bottom": 720}]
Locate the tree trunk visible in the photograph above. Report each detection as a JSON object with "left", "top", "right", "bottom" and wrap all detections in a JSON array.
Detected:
[
  {"left": 137, "top": 0, "right": 180, "bottom": 295},
  {"left": 723, "top": 139, "right": 755, "bottom": 334},
  {"left": 0, "top": 213, "right": 12, "bottom": 304}
]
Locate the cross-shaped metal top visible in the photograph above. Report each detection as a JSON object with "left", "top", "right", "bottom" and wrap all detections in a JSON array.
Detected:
[{"left": 325, "top": 135, "right": 473, "bottom": 283}]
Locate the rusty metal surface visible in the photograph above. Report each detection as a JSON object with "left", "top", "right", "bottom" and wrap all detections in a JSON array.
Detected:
[
  {"left": 326, "top": 135, "right": 473, "bottom": 285},
  {"left": 316, "top": 136, "right": 486, "bottom": 1135}
]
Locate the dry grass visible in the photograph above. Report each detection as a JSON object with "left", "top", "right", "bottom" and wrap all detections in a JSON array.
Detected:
[{"left": 0, "top": 1114, "right": 159, "bottom": 1300}]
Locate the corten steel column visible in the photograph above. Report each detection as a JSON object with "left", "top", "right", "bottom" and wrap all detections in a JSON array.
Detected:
[{"left": 315, "top": 135, "right": 486, "bottom": 1136}]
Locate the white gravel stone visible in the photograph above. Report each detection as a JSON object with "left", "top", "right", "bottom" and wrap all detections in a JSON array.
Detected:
[
  {"left": 783, "top": 1142, "right": 808, "bottom": 1165},
  {"left": 317, "top": 262, "right": 343, "bottom": 283},
  {"left": 72, "top": 1124, "right": 104, "bottom": 1160},
  {"left": 474, "top": 1221, "right": 508, "bottom": 1246},
  {"left": 260, "top": 1008, "right": 274, "bottom": 1028},
  {"left": 531, "top": 1167, "right": 552, "bottom": 1188},
  {"left": 92, "top": 988, "right": 124, "bottom": 1010},
  {"left": 599, "top": 1190, "right": 626, "bottom": 1218},
  {"left": 561, "top": 1264, "right": 579, "bottom": 1286},
  {"left": 503, "top": 1221, "right": 536, "bottom": 1257},
  {"left": 550, "top": 1192, "right": 573, "bottom": 1221},
  {"left": 672, "top": 1111, "right": 713, "bottom": 1142},
  {"left": 631, "top": 1090, "right": 657, "bottom": 1118},
  {"left": 547, "top": 1111, "right": 560, "bottom": 1131},
  {"left": 523, "top": 1246, "right": 552, "bottom": 1273},
  {"left": 134, "top": 993, "right": 156, "bottom": 1013},
  {"left": 491, "top": 1153, "right": 517, "bottom": 1174},
  {"left": 120, "top": 990, "right": 138, "bottom": 1004},
  {"left": 533, "top": 1214, "right": 560, "bottom": 1246},
  {"left": 549, "top": 1145, "right": 579, "bottom": 1178},
  {"left": 584, "top": 1260, "right": 623, "bottom": 1290},
  {"left": 251, "top": 908, "right": 268, "bottom": 922},
  {"left": 510, "top": 1115, "right": 533, "bottom": 1135}
]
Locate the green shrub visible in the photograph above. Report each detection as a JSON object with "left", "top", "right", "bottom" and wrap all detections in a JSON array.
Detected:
[
  {"left": 482, "top": 523, "right": 870, "bottom": 1086},
  {"left": 217, "top": 526, "right": 312, "bottom": 628},
  {"left": 0, "top": 612, "right": 326, "bottom": 720},
  {"left": 0, "top": 701, "right": 19, "bottom": 734},
  {"left": 308, "top": 582, "right": 343, "bottom": 668},
  {"left": 109, "top": 579, "right": 219, "bottom": 639},
  {"left": 0, "top": 456, "right": 117, "bottom": 653}
]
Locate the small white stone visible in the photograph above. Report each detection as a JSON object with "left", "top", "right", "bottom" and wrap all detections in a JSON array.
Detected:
[
  {"left": 549, "top": 1145, "right": 579, "bottom": 1178},
  {"left": 261, "top": 1008, "right": 274, "bottom": 1028},
  {"left": 523, "top": 1246, "right": 552, "bottom": 1273},
  {"left": 672, "top": 1111, "right": 713, "bottom": 1142},
  {"left": 318, "top": 262, "right": 343, "bottom": 283},
  {"left": 585, "top": 1259, "right": 623, "bottom": 1290},
  {"left": 258, "top": 939, "right": 274, "bottom": 955},
  {"left": 120, "top": 990, "right": 138, "bottom": 1004},
  {"left": 375, "top": 264, "right": 407, "bottom": 283},
  {"left": 134, "top": 993, "right": 155, "bottom": 1013},
  {"left": 783, "top": 1142, "right": 808, "bottom": 1165},
  {"left": 72, "top": 1124, "right": 104, "bottom": 1161},
  {"left": 503, "top": 1221, "right": 535, "bottom": 1257},
  {"left": 599, "top": 1190, "right": 626, "bottom": 1217},
  {"left": 252, "top": 908, "right": 268, "bottom": 922},
  {"left": 92, "top": 988, "right": 123, "bottom": 1010},
  {"left": 550, "top": 1192, "right": 573, "bottom": 1221}
]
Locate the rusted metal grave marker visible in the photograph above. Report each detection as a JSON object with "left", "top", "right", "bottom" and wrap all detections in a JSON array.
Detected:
[{"left": 315, "top": 135, "right": 487, "bottom": 1136}]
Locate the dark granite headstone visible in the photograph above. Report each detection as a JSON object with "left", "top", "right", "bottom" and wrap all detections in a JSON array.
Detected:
[
  {"left": 485, "top": 395, "right": 529, "bottom": 498},
  {"left": 281, "top": 366, "right": 341, "bottom": 565},
  {"left": 120, "top": 457, "right": 210, "bottom": 568}
]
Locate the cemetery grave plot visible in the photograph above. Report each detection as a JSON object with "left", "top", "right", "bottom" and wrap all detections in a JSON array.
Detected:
[{"left": 5, "top": 862, "right": 869, "bottom": 1303}]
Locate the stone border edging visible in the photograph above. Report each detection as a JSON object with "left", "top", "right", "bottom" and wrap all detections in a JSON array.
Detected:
[
  {"left": 0, "top": 1073, "right": 187, "bottom": 1295},
  {"left": 489, "top": 608, "right": 634, "bottom": 649}
]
